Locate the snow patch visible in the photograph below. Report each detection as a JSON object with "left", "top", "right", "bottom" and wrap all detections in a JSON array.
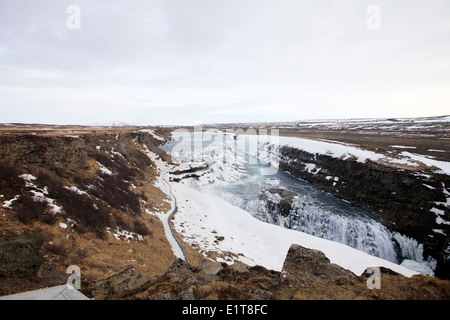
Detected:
[
  {"left": 2, "top": 195, "right": 20, "bottom": 208},
  {"left": 430, "top": 207, "right": 450, "bottom": 225},
  {"left": 30, "top": 190, "right": 64, "bottom": 214},
  {"left": 97, "top": 161, "right": 113, "bottom": 175},
  {"left": 390, "top": 145, "right": 417, "bottom": 149},
  {"left": 304, "top": 163, "right": 318, "bottom": 173},
  {"left": 106, "top": 227, "right": 144, "bottom": 242},
  {"left": 19, "top": 174, "right": 37, "bottom": 181},
  {"left": 138, "top": 129, "right": 165, "bottom": 141},
  {"left": 400, "top": 151, "right": 450, "bottom": 175},
  {"left": 64, "top": 186, "right": 89, "bottom": 196}
]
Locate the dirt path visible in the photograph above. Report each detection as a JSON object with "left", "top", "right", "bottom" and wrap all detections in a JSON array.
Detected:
[{"left": 158, "top": 174, "right": 189, "bottom": 263}]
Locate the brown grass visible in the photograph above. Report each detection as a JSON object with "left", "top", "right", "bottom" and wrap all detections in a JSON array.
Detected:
[
  {"left": 273, "top": 274, "right": 450, "bottom": 300},
  {"left": 0, "top": 129, "right": 179, "bottom": 294}
]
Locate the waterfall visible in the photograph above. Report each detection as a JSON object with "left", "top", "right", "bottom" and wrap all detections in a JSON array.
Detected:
[
  {"left": 288, "top": 200, "right": 398, "bottom": 263},
  {"left": 163, "top": 130, "right": 401, "bottom": 264},
  {"left": 211, "top": 188, "right": 399, "bottom": 263}
]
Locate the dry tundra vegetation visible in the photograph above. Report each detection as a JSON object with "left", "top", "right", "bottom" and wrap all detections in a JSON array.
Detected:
[
  {"left": 0, "top": 123, "right": 449, "bottom": 300},
  {"left": 0, "top": 125, "right": 177, "bottom": 295}
]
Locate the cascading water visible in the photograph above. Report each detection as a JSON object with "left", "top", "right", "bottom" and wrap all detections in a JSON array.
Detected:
[
  {"left": 162, "top": 130, "right": 401, "bottom": 264},
  {"left": 208, "top": 180, "right": 399, "bottom": 263}
]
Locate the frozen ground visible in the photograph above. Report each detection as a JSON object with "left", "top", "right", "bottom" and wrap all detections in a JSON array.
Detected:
[{"left": 206, "top": 115, "right": 450, "bottom": 162}]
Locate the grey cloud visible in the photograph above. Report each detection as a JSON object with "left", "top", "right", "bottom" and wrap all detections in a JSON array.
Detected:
[{"left": 0, "top": 0, "right": 449, "bottom": 124}]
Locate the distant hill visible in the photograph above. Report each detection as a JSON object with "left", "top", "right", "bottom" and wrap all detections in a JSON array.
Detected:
[{"left": 87, "top": 121, "right": 136, "bottom": 127}]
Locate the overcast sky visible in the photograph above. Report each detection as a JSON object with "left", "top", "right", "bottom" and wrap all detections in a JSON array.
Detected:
[{"left": 0, "top": 0, "right": 449, "bottom": 125}]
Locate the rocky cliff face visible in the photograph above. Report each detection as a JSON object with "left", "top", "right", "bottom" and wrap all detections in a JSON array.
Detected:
[
  {"left": 0, "top": 129, "right": 176, "bottom": 295},
  {"left": 0, "top": 236, "right": 48, "bottom": 279},
  {"left": 278, "top": 146, "right": 450, "bottom": 278},
  {"left": 259, "top": 188, "right": 298, "bottom": 220},
  {"left": 0, "top": 135, "right": 88, "bottom": 176},
  {"left": 0, "top": 131, "right": 170, "bottom": 175}
]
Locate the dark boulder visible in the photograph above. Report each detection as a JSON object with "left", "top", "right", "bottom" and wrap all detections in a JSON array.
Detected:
[
  {"left": 281, "top": 244, "right": 360, "bottom": 288},
  {"left": 0, "top": 236, "right": 45, "bottom": 279}
]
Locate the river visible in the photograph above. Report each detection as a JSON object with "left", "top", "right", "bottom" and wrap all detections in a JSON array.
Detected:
[{"left": 161, "top": 130, "right": 400, "bottom": 263}]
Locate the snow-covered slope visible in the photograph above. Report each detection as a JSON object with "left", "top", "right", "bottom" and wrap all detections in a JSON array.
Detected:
[
  {"left": 137, "top": 129, "right": 165, "bottom": 142},
  {"left": 141, "top": 145, "right": 186, "bottom": 260},
  {"left": 257, "top": 135, "right": 450, "bottom": 175},
  {"left": 170, "top": 182, "right": 418, "bottom": 277},
  {"left": 162, "top": 130, "right": 448, "bottom": 276}
]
